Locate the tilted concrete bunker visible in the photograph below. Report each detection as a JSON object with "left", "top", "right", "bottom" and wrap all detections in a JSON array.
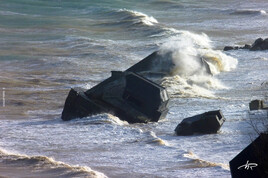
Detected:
[
  {"left": 61, "top": 50, "right": 213, "bottom": 123},
  {"left": 61, "top": 51, "right": 171, "bottom": 123}
]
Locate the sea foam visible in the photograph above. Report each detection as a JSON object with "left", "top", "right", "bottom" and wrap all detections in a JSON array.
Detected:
[
  {"left": 183, "top": 151, "right": 230, "bottom": 170},
  {"left": 158, "top": 31, "right": 237, "bottom": 98},
  {"left": 0, "top": 148, "right": 107, "bottom": 178}
]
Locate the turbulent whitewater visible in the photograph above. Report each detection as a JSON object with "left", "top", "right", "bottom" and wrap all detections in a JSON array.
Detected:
[{"left": 0, "top": 0, "right": 268, "bottom": 177}]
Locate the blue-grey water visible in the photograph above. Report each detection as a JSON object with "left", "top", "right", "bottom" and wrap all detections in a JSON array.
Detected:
[{"left": 0, "top": 0, "right": 268, "bottom": 177}]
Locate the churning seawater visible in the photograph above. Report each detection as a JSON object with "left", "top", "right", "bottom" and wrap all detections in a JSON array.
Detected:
[{"left": 0, "top": 0, "right": 268, "bottom": 177}]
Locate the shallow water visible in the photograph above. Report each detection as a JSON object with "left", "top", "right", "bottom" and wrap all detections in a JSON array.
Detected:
[{"left": 0, "top": 0, "right": 268, "bottom": 177}]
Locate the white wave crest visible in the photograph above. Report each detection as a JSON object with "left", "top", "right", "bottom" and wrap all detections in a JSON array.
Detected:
[
  {"left": 135, "top": 131, "right": 170, "bottom": 146},
  {"left": 0, "top": 10, "right": 27, "bottom": 16},
  {"left": 183, "top": 151, "right": 230, "bottom": 170},
  {"left": 118, "top": 9, "right": 158, "bottom": 26},
  {"left": 0, "top": 147, "right": 107, "bottom": 178},
  {"left": 77, "top": 113, "right": 129, "bottom": 126}
]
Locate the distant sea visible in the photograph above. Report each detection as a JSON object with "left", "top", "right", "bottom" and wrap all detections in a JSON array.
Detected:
[{"left": 0, "top": 0, "right": 268, "bottom": 177}]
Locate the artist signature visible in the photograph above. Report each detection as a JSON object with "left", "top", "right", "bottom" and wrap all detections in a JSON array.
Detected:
[{"left": 238, "top": 160, "right": 258, "bottom": 170}]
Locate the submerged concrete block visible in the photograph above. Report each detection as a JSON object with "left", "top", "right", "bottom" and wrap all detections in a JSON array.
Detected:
[
  {"left": 175, "top": 110, "right": 225, "bottom": 136},
  {"left": 249, "top": 100, "right": 268, "bottom": 110},
  {"left": 61, "top": 88, "right": 109, "bottom": 121},
  {"left": 229, "top": 133, "right": 268, "bottom": 178}
]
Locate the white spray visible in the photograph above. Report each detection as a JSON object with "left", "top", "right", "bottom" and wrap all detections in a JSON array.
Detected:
[{"left": 159, "top": 31, "right": 238, "bottom": 98}]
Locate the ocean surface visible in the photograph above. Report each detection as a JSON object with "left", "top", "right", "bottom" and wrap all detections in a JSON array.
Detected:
[{"left": 0, "top": 0, "right": 268, "bottom": 177}]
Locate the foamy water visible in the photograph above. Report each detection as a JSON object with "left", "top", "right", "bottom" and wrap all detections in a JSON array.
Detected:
[{"left": 0, "top": 0, "right": 268, "bottom": 177}]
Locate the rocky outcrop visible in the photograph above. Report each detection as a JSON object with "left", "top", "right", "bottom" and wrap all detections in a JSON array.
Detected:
[
  {"left": 251, "top": 38, "right": 268, "bottom": 51},
  {"left": 224, "top": 38, "right": 268, "bottom": 51}
]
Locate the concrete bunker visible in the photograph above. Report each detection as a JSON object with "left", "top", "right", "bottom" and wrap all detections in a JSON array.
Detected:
[{"left": 175, "top": 110, "right": 225, "bottom": 136}]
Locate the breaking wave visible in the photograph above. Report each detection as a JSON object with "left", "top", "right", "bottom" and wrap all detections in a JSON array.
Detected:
[
  {"left": 183, "top": 151, "right": 229, "bottom": 170},
  {"left": 0, "top": 148, "right": 107, "bottom": 178},
  {"left": 158, "top": 31, "right": 237, "bottom": 98},
  {"left": 146, "top": 131, "right": 170, "bottom": 146},
  {"left": 117, "top": 9, "right": 158, "bottom": 26},
  {"left": 98, "top": 8, "right": 158, "bottom": 28},
  {"left": 231, "top": 9, "right": 267, "bottom": 16},
  {"left": 0, "top": 10, "right": 28, "bottom": 16},
  {"left": 73, "top": 113, "right": 129, "bottom": 126},
  {"left": 132, "top": 131, "right": 170, "bottom": 146}
]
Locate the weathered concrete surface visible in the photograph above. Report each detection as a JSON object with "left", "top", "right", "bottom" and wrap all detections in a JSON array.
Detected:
[
  {"left": 62, "top": 71, "right": 169, "bottom": 123},
  {"left": 249, "top": 100, "right": 268, "bottom": 111},
  {"left": 229, "top": 133, "right": 268, "bottom": 178},
  {"left": 175, "top": 110, "right": 225, "bottom": 136}
]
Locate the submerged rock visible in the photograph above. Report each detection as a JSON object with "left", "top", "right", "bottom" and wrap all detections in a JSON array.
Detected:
[
  {"left": 175, "top": 110, "right": 225, "bottom": 136},
  {"left": 223, "top": 46, "right": 235, "bottom": 51},
  {"left": 229, "top": 133, "right": 268, "bottom": 178},
  {"left": 223, "top": 38, "right": 268, "bottom": 51}
]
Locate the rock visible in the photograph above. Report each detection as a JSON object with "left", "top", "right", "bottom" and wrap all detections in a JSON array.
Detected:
[
  {"left": 223, "top": 38, "right": 268, "bottom": 51},
  {"left": 251, "top": 38, "right": 268, "bottom": 51},
  {"left": 224, "top": 46, "right": 234, "bottom": 51},
  {"left": 249, "top": 99, "right": 268, "bottom": 110},
  {"left": 229, "top": 133, "right": 268, "bottom": 178},
  {"left": 243, "top": 44, "right": 251, "bottom": 49},
  {"left": 174, "top": 110, "right": 225, "bottom": 136}
]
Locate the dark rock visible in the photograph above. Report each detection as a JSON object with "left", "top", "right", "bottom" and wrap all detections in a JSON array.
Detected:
[
  {"left": 252, "top": 38, "right": 264, "bottom": 47},
  {"left": 250, "top": 38, "right": 264, "bottom": 51},
  {"left": 243, "top": 44, "right": 251, "bottom": 49},
  {"left": 251, "top": 38, "right": 268, "bottom": 51},
  {"left": 223, "top": 38, "right": 268, "bottom": 51},
  {"left": 223, "top": 46, "right": 234, "bottom": 51},
  {"left": 229, "top": 133, "right": 268, "bottom": 178},
  {"left": 174, "top": 110, "right": 225, "bottom": 136},
  {"left": 249, "top": 100, "right": 268, "bottom": 110}
]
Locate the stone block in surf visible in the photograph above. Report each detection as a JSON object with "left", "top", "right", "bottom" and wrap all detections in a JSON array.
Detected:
[
  {"left": 175, "top": 110, "right": 225, "bottom": 136},
  {"left": 229, "top": 133, "right": 268, "bottom": 178},
  {"left": 249, "top": 99, "right": 268, "bottom": 111}
]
